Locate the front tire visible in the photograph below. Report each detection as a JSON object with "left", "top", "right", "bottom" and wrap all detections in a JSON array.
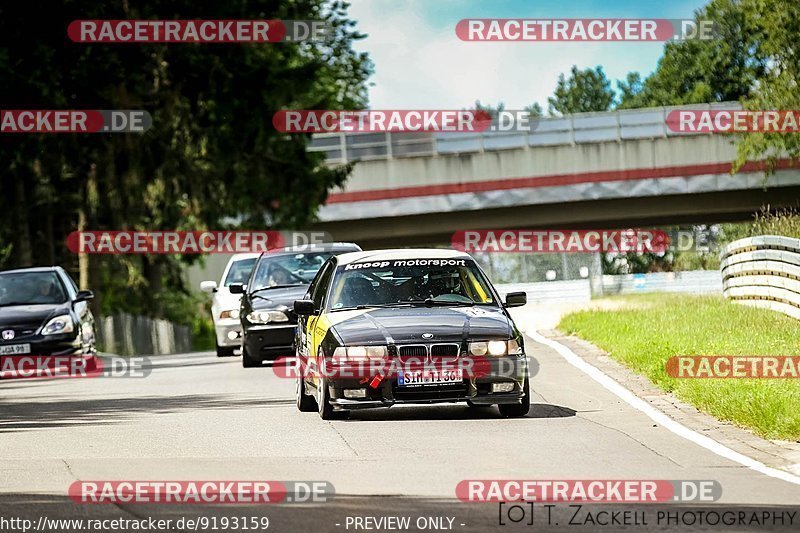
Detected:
[
  {"left": 296, "top": 374, "right": 317, "bottom": 412},
  {"left": 317, "top": 376, "right": 334, "bottom": 420},
  {"left": 216, "top": 344, "right": 236, "bottom": 358},
  {"left": 241, "top": 344, "right": 259, "bottom": 368},
  {"left": 498, "top": 377, "right": 530, "bottom": 418}
]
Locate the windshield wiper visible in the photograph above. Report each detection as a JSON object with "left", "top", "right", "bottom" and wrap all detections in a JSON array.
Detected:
[
  {"left": 358, "top": 303, "right": 414, "bottom": 309},
  {"left": 0, "top": 301, "right": 40, "bottom": 307},
  {"left": 249, "top": 284, "right": 305, "bottom": 296},
  {"left": 406, "top": 299, "right": 475, "bottom": 307},
  {"left": 332, "top": 302, "right": 414, "bottom": 311},
  {"left": 332, "top": 298, "right": 480, "bottom": 312},
  {"left": 333, "top": 300, "right": 476, "bottom": 311}
]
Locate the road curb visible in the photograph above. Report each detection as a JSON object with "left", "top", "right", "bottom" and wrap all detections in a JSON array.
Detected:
[{"left": 539, "top": 328, "right": 800, "bottom": 480}]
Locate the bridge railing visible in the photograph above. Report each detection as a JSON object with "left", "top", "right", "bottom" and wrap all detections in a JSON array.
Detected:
[
  {"left": 308, "top": 102, "right": 741, "bottom": 164},
  {"left": 720, "top": 235, "right": 800, "bottom": 320}
]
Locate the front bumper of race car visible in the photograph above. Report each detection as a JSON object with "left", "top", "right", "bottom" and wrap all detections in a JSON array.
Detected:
[{"left": 324, "top": 354, "right": 528, "bottom": 410}]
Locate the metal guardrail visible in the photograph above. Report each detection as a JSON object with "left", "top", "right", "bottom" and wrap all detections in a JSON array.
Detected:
[
  {"left": 496, "top": 271, "right": 721, "bottom": 304},
  {"left": 496, "top": 280, "right": 591, "bottom": 304},
  {"left": 599, "top": 270, "right": 722, "bottom": 296},
  {"left": 720, "top": 235, "right": 800, "bottom": 319},
  {"left": 308, "top": 102, "right": 742, "bottom": 164},
  {"left": 96, "top": 313, "right": 192, "bottom": 356}
]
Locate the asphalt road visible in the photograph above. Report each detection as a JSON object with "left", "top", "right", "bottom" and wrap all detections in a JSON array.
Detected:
[{"left": 1, "top": 314, "right": 799, "bottom": 532}]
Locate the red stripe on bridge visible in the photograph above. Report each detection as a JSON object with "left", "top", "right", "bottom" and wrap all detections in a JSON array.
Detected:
[{"left": 325, "top": 159, "right": 794, "bottom": 204}]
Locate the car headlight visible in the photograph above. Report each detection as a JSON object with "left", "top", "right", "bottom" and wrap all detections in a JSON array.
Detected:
[
  {"left": 42, "top": 314, "right": 75, "bottom": 336},
  {"left": 246, "top": 310, "right": 289, "bottom": 324},
  {"left": 332, "top": 345, "right": 388, "bottom": 363},
  {"left": 219, "top": 309, "right": 240, "bottom": 320},
  {"left": 468, "top": 340, "right": 521, "bottom": 356}
]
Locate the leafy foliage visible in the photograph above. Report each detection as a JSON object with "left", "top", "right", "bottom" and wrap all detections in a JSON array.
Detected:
[
  {"left": 734, "top": 0, "right": 800, "bottom": 173},
  {"left": 616, "top": 0, "right": 798, "bottom": 173},
  {"left": 0, "top": 0, "right": 372, "bottom": 324},
  {"left": 721, "top": 206, "right": 800, "bottom": 242},
  {"left": 547, "top": 66, "right": 614, "bottom": 115},
  {"left": 618, "top": 0, "right": 765, "bottom": 108}
]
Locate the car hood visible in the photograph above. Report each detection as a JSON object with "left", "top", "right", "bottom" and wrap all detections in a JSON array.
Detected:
[
  {"left": 0, "top": 303, "right": 69, "bottom": 326},
  {"left": 329, "top": 306, "right": 513, "bottom": 345},
  {"left": 213, "top": 287, "right": 242, "bottom": 310},
  {"left": 250, "top": 285, "right": 309, "bottom": 311}
]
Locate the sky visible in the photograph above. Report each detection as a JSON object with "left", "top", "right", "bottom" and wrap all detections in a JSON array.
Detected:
[{"left": 347, "top": 0, "right": 709, "bottom": 110}]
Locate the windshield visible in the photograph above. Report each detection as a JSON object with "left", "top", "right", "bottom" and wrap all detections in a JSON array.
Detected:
[
  {"left": 328, "top": 258, "right": 496, "bottom": 310},
  {"left": 0, "top": 271, "right": 68, "bottom": 305},
  {"left": 249, "top": 252, "right": 336, "bottom": 292},
  {"left": 223, "top": 258, "right": 257, "bottom": 287}
]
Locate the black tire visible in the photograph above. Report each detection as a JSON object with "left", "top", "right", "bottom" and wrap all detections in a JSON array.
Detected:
[
  {"left": 316, "top": 376, "right": 334, "bottom": 420},
  {"left": 241, "top": 345, "right": 260, "bottom": 368},
  {"left": 216, "top": 344, "right": 236, "bottom": 358},
  {"left": 296, "top": 374, "right": 317, "bottom": 412},
  {"left": 498, "top": 377, "right": 530, "bottom": 418}
]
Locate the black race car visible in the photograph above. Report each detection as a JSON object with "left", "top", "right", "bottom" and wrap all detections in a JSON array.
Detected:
[
  {"left": 0, "top": 266, "right": 96, "bottom": 359},
  {"left": 231, "top": 243, "right": 361, "bottom": 367},
  {"left": 293, "top": 249, "right": 530, "bottom": 419}
]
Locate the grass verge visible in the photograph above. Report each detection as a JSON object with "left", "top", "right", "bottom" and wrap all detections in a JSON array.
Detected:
[{"left": 559, "top": 294, "right": 800, "bottom": 440}]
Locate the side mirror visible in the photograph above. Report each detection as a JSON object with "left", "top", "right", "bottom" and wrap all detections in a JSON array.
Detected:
[
  {"left": 200, "top": 280, "right": 218, "bottom": 293},
  {"left": 504, "top": 291, "right": 527, "bottom": 308},
  {"left": 294, "top": 299, "right": 317, "bottom": 316},
  {"left": 74, "top": 290, "right": 94, "bottom": 303},
  {"left": 229, "top": 283, "right": 245, "bottom": 295}
]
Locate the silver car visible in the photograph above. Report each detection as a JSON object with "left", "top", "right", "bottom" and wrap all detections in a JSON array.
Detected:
[{"left": 200, "top": 253, "right": 260, "bottom": 357}]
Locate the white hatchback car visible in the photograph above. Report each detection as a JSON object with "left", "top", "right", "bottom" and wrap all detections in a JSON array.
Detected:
[{"left": 200, "top": 253, "right": 260, "bottom": 357}]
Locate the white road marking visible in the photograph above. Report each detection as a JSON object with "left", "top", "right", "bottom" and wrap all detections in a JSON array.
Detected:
[{"left": 524, "top": 327, "right": 800, "bottom": 486}]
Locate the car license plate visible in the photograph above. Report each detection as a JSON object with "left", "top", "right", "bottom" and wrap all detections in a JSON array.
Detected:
[
  {"left": 398, "top": 369, "right": 463, "bottom": 387},
  {"left": 0, "top": 343, "right": 31, "bottom": 355}
]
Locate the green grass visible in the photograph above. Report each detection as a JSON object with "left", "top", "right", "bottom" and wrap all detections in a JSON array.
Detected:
[{"left": 559, "top": 294, "right": 800, "bottom": 440}]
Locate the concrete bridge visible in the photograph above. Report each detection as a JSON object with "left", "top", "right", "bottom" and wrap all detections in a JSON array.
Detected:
[{"left": 309, "top": 103, "right": 800, "bottom": 248}]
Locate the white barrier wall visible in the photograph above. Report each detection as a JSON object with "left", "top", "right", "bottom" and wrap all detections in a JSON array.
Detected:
[
  {"left": 599, "top": 270, "right": 722, "bottom": 296},
  {"left": 495, "top": 270, "right": 721, "bottom": 305},
  {"left": 720, "top": 235, "right": 800, "bottom": 320},
  {"left": 496, "top": 280, "right": 592, "bottom": 304}
]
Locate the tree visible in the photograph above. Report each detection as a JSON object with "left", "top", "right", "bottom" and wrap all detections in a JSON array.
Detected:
[
  {"left": 617, "top": 0, "right": 766, "bottom": 110},
  {"left": 613, "top": 0, "right": 799, "bottom": 174},
  {"left": 0, "top": 0, "right": 373, "bottom": 321},
  {"left": 547, "top": 66, "right": 614, "bottom": 115},
  {"left": 472, "top": 100, "right": 505, "bottom": 115},
  {"left": 525, "top": 102, "right": 544, "bottom": 117},
  {"left": 616, "top": 72, "right": 643, "bottom": 106},
  {"left": 472, "top": 100, "right": 543, "bottom": 117},
  {"left": 734, "top": 0, "right": 800, "bottom": 173}
]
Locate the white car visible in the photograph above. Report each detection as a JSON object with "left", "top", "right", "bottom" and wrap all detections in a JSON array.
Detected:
[{"left": 200, "top": 253, "right": 260, "bottom": 357}]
